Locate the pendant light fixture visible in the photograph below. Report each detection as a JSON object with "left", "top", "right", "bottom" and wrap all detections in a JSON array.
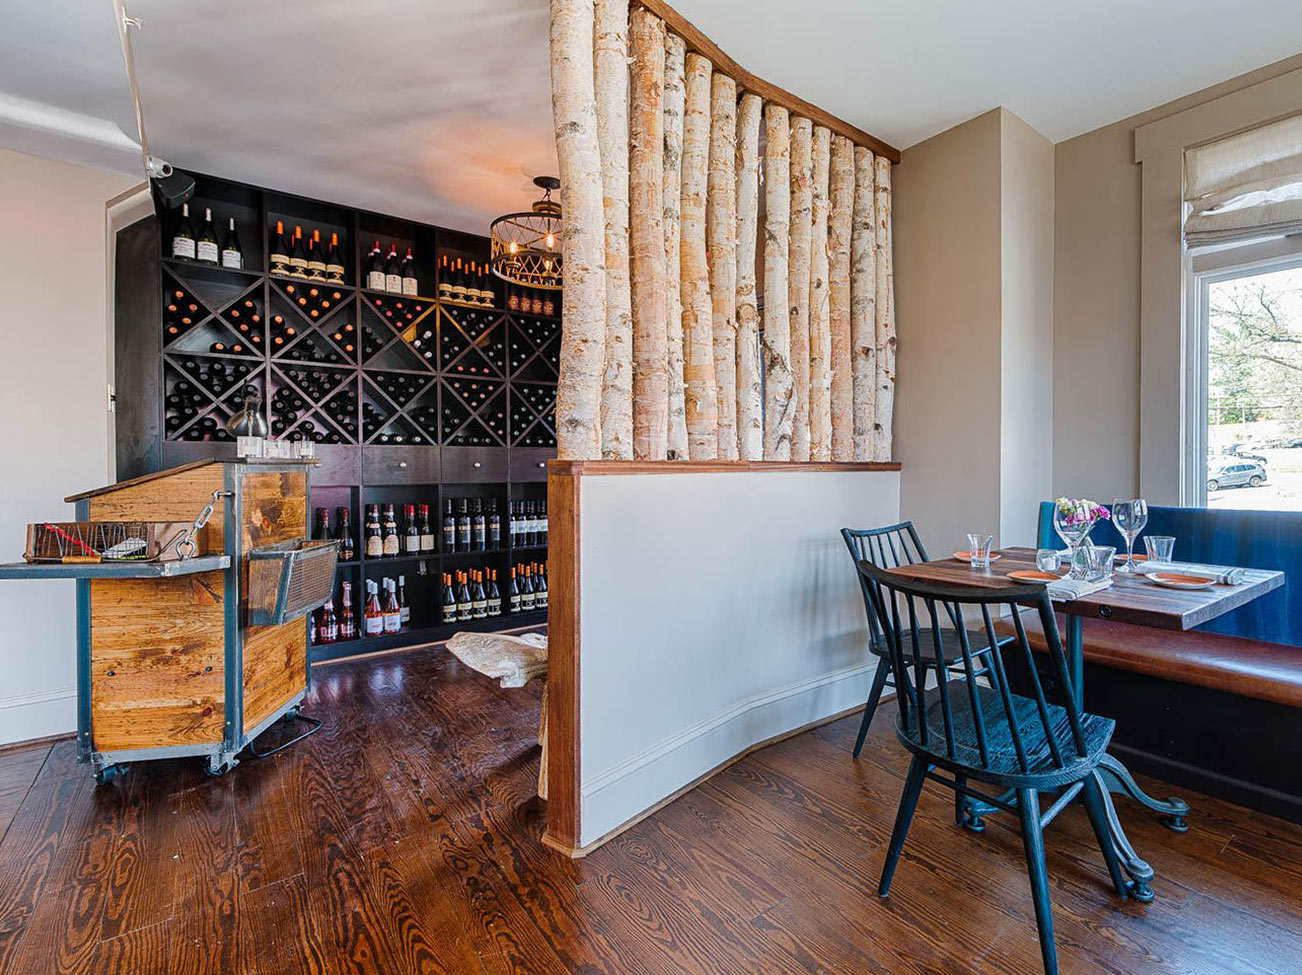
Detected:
[{"left": 489, "top": 176, "right": 563, "bottom": 291}]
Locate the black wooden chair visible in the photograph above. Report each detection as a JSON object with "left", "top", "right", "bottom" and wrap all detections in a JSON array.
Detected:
[
  {"left": 840, "top": 524, "right": 1009, "bottom": 777},
  {"left": 856, "top": 559, "right": 1129, "bottom": 975}
]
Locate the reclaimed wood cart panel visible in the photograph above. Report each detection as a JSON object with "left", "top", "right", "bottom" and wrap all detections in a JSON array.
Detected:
[
  {"left": 89, "top": 573, "right": 226, "bottom": 751},
  {"left": 240, "top": 469, "right": 309, "bottom": 735},
  {"left": 83, "top": 462, "right": 227, "bottom": 552}
]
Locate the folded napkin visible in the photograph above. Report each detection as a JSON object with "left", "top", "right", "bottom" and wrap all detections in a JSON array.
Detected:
[
  {"left": 1139, "top": 561, "right": 1248, "bottom": 585},
  {"left": 1045, "top": 577, "right": 1113, "bottom": 602}
]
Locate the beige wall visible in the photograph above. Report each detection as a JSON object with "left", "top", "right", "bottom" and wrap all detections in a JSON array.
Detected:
[
  {"left": 999, "top": 111, "right": 1055, "bottom": 545},
  {"left": 895, "top": 110, "right": 1003, "bottom": 556},
  {"left": 1053, "top": 54, "right": 1302, "bottom": 500},
  {"left": 0, "top": 148, "right": 138, "bottom": 743},
  {"left": 895, "top": 108, "right": 1054, "bottom": 555}
]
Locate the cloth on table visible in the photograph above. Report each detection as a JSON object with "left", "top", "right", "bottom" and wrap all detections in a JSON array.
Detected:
[{"left": 445, "top": 631, "right": 548, "bottom": 687}]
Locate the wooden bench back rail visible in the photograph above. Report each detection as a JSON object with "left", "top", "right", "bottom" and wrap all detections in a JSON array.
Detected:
[{"left": 996, "top": 613, "right": 1302, "bottom": 709}]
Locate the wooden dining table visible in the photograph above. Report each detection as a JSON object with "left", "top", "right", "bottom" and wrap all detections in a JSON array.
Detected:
[{"left": 882, "top": 545, "right": 1285, "bottom": 901}]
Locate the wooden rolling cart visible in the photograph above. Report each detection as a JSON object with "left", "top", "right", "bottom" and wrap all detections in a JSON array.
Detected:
[{"left": 0, "top": 458, "right": 334, "bottom": 782}]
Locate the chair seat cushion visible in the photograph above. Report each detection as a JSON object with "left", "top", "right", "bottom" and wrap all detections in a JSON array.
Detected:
[
  {"left": 897, "top": 685, "right": 1115, "bottom": 785},
  {"left": 873, "top": 627, "right": 1006, "bottom": 665}
]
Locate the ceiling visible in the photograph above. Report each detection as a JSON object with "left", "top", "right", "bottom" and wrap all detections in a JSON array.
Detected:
[{"left": 3, "top": 0, "right": 1302, "bottom": 232}]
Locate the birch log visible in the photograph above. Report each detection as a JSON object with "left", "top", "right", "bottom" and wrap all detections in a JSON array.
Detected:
[
  {"left": 787, "top": 116, "right": 813, "bottom": 461},
  {"left": 680, "top": 52, "right": 718, "bottom": 458},
  {"left": 734, "top": 92, "right": 762, "bottom": 461},
  {"left": 873, "top": 155, "right": 896, "bottom": 461},
  {"left": 850, "top": 146, "right": 877, "bottom": 461},
  {"left": 594, "top": 0, "right": 632, "bottom": 459},
  {"left": 550, "top": 0, "right": 605, "bottom": 459},
  {"left": 662, "top": 32, "right": 689, "bottom": 459},
  {"left": 762, "top": 104, "right": 794, "bottom": 461},
  {"left": 628, "top": 7, "right": 668, "bottom": 459},
  {"left": 707, "top": 72, "right": 739, "bottom": 460},
  {"left": 807, "top": 125, "right": 832, "bottom": 461},
  {"left": 827, "top": 134, "right": 854, "bottom": 461}
]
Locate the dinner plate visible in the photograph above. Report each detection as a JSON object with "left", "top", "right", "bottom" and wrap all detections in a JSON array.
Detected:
[
  {"left": 1144, "top": 572, "right": 1215, "bottom": 590},
  {"left": 1007, "top": 570, "right": 1062, "bottom": 583},
  {"left": 953, "top": 551, "right": 1002, "bottom": 562}
]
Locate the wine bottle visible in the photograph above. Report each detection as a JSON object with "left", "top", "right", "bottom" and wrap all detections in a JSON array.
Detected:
[
  {"left": 457, "top": 572, "right": 473, "bottom": 622},
  {"left": 363, "top": 581, "right": 383, "bottom": 636},
  {"left": 384, "top": 245, "right": 402, "bottom": 294},
  {"left": 471, "top": 571, "right": 487, "bottom": 620},
  {"left": 269, "top": 220, "right": 290, "bottom": 275},
  {"left": 381, "top": 579, "right": 401, "bottom": 633},
  {"left": 382, "top": 503, "right": 400, "bottom": 557},
  {"left": 456, "top": 499, "right": 471, "bottom": 552},
  {"left": 289, "top": 225, "right": 308, "bottom": 278},
  {"left": 539, "top": 502, "right": 548, "bottom": 546},
  {"left": 535, "top": 563, "right": 548, "bottom": 610},
  {"left": 397, "top": 575, "right": 410, "bottom": 625},
  {"left": 437, "top": 254, "right": 451, "bottom": 299},
  {"left": 194, "top": 207, "right": 219, "bottom": 264},
  {"left": 508, "top": 566, "right": 521, "bottom": 614},
  {"left": 316, "top": 598, "right": 337, "bottom": 644},
  {"left": 220, "top": 217, "right": 244, "bottom": 269},
  {"left": 472, "top": 498, "right": 486, "bottom": 551},
  {"left": 451, "top": 258, "right": 467, "bottom": 303},
  {"left": 418, "top": 503, "right": 435, "bottom": 553},
  {"left": 307, "top": 229, "right": 327, "bottom": 281},
  {"left": 488, "top": 499, "right": 501, "bottom": 549},
  {"left": 313, "top": 506, "right": 331, "bottom": 540},
  {"left": 364, "top": 503, "right": 383, "bottom": 558},
  {"left": 403, "top": 503, "right": 420, "bottom": 555},
  {"left": 442, "top": 499, "right": 456, "bottom": 552},
  {"left": 442, "top": 573, "right": 458, "bottom": 625},
  {"left": 366, "top": 241, "right": 385, "bottom": 290},
  {"left": 520, "top": 565, "right": 536, "bottom": 611},
  {"left": 172, "top": 203, "right": 197, "bottom": 260},
  {"left": 487, "top": 569, "right": 502, "bottom": 617},
  {"left": 336, "top": 506, "right": 355, "bottom": 561},
  {"left": 401, "top": 247, "right": 418, "bottom": 296},
  {"left": 507, "top": 286, "right": 520, "bottom": 312},
  {"left": 339, "top": 581, "right": 356, "bottom": 640},
  {"left": 326, "top": 232, "right": 346, "bottom": 284}
]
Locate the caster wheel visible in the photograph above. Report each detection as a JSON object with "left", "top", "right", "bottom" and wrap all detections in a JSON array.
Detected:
[
  {"left": 1128, "top": 879, "right": 1155, "bottom": 903},
  {"left": 1162, "top": 814, "right": 1189, "bottom": 833},
  {"left": 94, "top": 764, "right": 123, "bottom": 786},
  {"left": 204, "top": 758, "right": 235, "bottom": 777},
  {"left": 960, "top": 814, "right": 986, "bottom": 833}
]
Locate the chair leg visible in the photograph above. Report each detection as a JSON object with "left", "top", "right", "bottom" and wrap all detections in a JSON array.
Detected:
[
  {"left": 1080, "top": 772, "right": 1128, "bottom": 899},
  {"left": 853, "top": 657, "right": 892, "bottom": 758},
  {"left": 1016, "top": 788, "right": 1059, "bottom": 975},
  {"left": 878, "top": 755, "right": 929, "bottom": 898}
]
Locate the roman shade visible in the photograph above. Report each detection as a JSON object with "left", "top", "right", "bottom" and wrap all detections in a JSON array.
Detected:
[{"left": 1184, "top": 112, "right": 1302, "bottom": 246}]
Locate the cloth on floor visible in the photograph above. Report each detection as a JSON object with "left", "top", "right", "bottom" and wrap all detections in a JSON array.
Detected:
[{"left": 445, "top": 631, "right": 548, "bottom": 688}]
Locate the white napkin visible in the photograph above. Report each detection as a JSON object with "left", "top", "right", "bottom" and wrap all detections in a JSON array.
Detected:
[
  {"left": 1140, "top": 561, "right": 1247, "bottom": 585},
  {"left": 1045, "top": 577, "right": 1113, "bottom": 602}
]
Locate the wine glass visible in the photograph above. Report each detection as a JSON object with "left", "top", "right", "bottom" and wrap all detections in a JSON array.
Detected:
[
  {"left": 1112, "top": 499, "right": 1148, "bottom": 573},
  {"left": 1053, "top": 500, "right": 1097, "bottom": 579}
]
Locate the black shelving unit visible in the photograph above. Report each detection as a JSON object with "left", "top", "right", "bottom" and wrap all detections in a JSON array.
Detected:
[{"left": 114, "top": 172, "right": 557, "bottom": 662}]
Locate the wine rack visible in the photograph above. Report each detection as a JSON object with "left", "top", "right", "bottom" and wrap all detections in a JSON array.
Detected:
[{"left": 117, "top": 170, "right": 558, "bottom": 661}]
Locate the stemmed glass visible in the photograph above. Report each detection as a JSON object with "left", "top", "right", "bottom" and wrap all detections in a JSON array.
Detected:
[
  {"left": 1112, "top": 499, "right": 1148, "bottom": 573},
  {"left": 1053, "top": 500, "right": 1101, "bottom": 579}
]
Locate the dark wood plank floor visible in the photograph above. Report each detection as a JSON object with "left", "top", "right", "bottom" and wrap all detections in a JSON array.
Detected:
[{"left": 0, "top": 646, "right": 1299, "bottom": 974}]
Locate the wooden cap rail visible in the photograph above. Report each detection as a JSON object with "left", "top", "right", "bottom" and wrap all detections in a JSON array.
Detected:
[{"left": 636, "top": 0, "right": 901, "bottom": 163}]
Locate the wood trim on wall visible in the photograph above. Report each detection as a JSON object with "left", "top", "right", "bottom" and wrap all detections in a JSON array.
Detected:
[
  {"left": 636, "top": 0, "right": 901, "bottom": 164},
  {"left": 541, "top": 464, "right": 583, "bottom": 856},
  {"left": 549, "top": 459, "right": 901, "bottom": 476}
]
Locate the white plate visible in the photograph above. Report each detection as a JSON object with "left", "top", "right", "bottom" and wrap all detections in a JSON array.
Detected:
[{"left": 1143, "top": 572, "right": 1215, "bottom": 590}]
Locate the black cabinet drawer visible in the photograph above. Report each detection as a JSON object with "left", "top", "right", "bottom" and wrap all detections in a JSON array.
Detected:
[
  {"left": 362, "top": 446, "right": 440, "bottom": 484},
  {"left": 441, "top": 446, "right": 507, "bottom": 482},
  {"left": 313, "top": 445, "right": 361, "bottom": 485},
  {"left": 510, "top": 448, "right": 555, "bottom": 482}
]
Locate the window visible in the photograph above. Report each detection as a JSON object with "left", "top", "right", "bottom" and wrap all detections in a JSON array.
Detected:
[{"left": 1189, "top": 240, "right": 1302, "bottom": 510}]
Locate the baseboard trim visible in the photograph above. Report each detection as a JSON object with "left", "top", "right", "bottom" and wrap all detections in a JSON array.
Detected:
[
  {"left": 551, "top": 686, "right": 894, "bottom": 858},
  {"left": 0, "top": 687, "right": 76, "bottom": 748},
  {"left": 0, "top": 730, "right": 74, "bottom": 755}
]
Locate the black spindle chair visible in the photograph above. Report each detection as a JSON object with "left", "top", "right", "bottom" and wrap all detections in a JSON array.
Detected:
[
  {"left": 840, "top": 525, "right": 1010, "bottom": 770},
  {"left": 857, "top": 560, "right": 1128, "bottom": 975}
]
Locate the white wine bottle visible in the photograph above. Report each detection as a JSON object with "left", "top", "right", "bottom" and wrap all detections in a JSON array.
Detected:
[
  {"left": 171, "top": 203, "right": 196, "bottom": 260},
  {"left": 220, "top": 217, "right": 243, "bottom": 269},
  {"left": 196, "top": 207, "right": 219, "bottom": 264}
]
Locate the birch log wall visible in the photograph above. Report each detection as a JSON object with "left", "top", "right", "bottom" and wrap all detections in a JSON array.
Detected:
[{"left": 549, "top": 0, "right": 899, "bottom": 463}]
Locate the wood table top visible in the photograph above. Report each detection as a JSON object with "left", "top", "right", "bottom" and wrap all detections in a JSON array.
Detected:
[{"left": 883, "top": 546, "right": 1285, "bottom": 632}]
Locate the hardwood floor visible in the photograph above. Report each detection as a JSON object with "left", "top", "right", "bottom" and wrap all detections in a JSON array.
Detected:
[{"left": 0, "top": 645, "right": 1298, "bottom": 974}]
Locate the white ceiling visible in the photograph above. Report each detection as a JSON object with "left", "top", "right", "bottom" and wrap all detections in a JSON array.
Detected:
[{"left": 2, "top": 0, "right": 1301, "bottom": 231}]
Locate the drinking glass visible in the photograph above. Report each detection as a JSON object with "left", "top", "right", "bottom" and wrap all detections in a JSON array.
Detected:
[
  {"left": 1053, "top": 502, "right": 1098, "bottom": 579},
  {"left": 1143, "top": 535, "right": 1175, "bottom": 563},
  {"left": 1036, "top": 549, "right": 1062, "bottom": 573},
  {"left": 1086, "top": 545, "right": 1116, "bottom": 583},
  {"left": 967, "top": 533, "right": 995, "bottom": 569},
  {"left": 1112, "top": 499, "right": 1149, "bottom": 573}
]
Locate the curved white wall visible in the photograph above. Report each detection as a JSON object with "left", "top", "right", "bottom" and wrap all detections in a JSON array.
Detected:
[{"left": 576, "top": 468, "right": 900, "bottom": 847}]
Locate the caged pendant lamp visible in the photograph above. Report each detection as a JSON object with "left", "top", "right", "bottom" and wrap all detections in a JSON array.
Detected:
[{"left": 489, "top": 176, "right": 563, "bottom": 291}]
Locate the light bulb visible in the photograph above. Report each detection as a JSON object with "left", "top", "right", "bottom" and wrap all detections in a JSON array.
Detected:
[{"left": 545, "top": 232, "right": 555, "bottom": 249}]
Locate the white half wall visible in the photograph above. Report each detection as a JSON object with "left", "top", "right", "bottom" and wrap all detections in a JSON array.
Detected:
[
  {"left": 0, "top": 148, "right": 137, "bottom": 745},
  {"left": 576, "top": 468, "right": 900, "bottom": 847}
]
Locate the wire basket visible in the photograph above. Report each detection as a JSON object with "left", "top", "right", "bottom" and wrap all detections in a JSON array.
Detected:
[
  {"left": 24, "top": 521, "right": 196, "bottom": 563},
  {"left": 247, "top": 539, "right": 339, "bottom": 626}
]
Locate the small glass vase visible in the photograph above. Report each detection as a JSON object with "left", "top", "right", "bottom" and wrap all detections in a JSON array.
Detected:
[{"left": 1053, "top": 507, "right": 1097, "bottom": 581}]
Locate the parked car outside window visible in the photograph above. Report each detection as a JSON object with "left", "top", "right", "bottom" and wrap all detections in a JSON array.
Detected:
[{"left": 1208, "top": 462, "right": 1268, "bottom": 491}]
